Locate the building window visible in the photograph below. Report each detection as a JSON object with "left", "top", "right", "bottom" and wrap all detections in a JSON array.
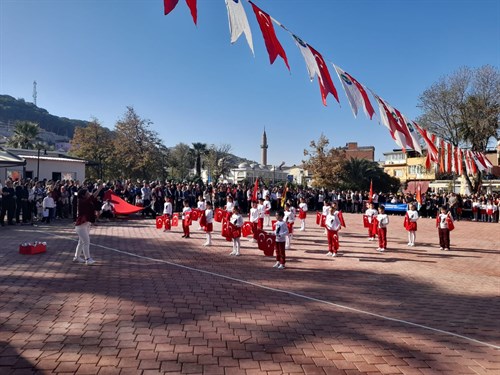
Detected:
[
  {"left": 408, "top": 165, "right": 424, "bottom": 175},
  {"left": 394, "top": 169, "right": 403, "bottom": 177}
]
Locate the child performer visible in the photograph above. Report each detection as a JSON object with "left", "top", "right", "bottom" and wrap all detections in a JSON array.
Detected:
[
  {"left": 203, "top": 201, "right": 213, "bottom": 246},
  {"left": 365, "top": 202, "right": 378, "bottom": 241},
  {"left": 163, "top": 197, "right": 173, "bottom": 232},
  {"left": 325, "top": 205, "right": 342, "bottom": 257},
  {"left": 273, "top": 210, "right": 289, "bottom": 269},
  {"left": 376, "top": 206, "right": 389, "bottom": 252},
  {"left": 437, "top": 206, "right": 453, "bottom": 251},
  {"left": 298, "top": 197, "right": 308, "bottom": 231},
  {"left": 225, "top": 195, "right": 235, "bottom": 214},
  {"left": 321, "top": 200, "right": 330, "bottom": 234},
  {"left": 197, "top": 196, "right": 206, "bottom": 230},
  {"left": 284, "top": 203, "right": 295, "bottom": 250},
  {"left": 257, "top": 198, "right": 265, "bottom": 230},
  {"left": 181, "top": 199, "right": 192, "bottom": 238},
  {"left": 405, "top": 204, "right": 419, "bottom": 246},
  {"left": 249, "top": 200, "right": 259, "bottom": 243},
  {"left": 263, "top": 195, "right": 272, "bottom": 227},
  {"left": 229, "top": 206, "right": 243, "bottom": 256}
]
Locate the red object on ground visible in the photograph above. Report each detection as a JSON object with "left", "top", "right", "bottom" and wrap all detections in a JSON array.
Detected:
[
  {"left": 19, "top": 243, "right": 46, "bottom": 255},
  {"left": 172, "top": 213, "right": 179, "bottom": 227},
  {"left": 103, "top": 191, "right": 143, "bottom": 215}
]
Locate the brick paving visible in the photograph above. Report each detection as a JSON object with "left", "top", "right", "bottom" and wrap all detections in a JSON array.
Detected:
[{"left": 0, "top": 213, "right": 499, "bottom": 374}]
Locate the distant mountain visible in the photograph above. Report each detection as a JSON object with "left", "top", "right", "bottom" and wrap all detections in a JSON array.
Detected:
[{"left": 0, "top": 95, "right": 88, "bottom": 138}]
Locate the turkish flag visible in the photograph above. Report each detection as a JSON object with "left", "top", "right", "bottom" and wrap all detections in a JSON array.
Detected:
[
  {"left": 307, "top": 44, "right": 340, "bottom": 105},
  {"left": 156, "top": 216, "right": 164, "bottom": 229},
  {"left": 256, "top": 229, "right": 266, "bottom": 251},
  {"left": 190, "top": 209, "right": 199, "bottom": 221},
  {"left": 363, "top": 215, "right": 370, "bottom": 228},
  {"left": 184, "top": 212, "right": 193, "bottom": 226},
  {"left": 221, "top": 218, "right": 231, "bottom": 241},
  {"left": 271, "top": 220, "right": 277, "bottom": 231},
  {"left": 404, "top": 213, "right": 410, "bottom": 230},
  {"left": 172, "top": 213, "right": 179, "bottom": 227},
  {"left": 242, "top": 221, "right": 253, "bottom": 237},
  {"left": 320, "top": 215, "right": 326, "bottom": 228},
  {"left": 164, "top": 0, "right": 197, "bottom": 24},
  {"left": 199, "top": 212, "right": 207, "bottom": 227},
  {"left": 214, "top": 208, "right": 224, "bottom": 223},
  {"left": 264, "top": 233, "right": 275, "bottom": 256},
  {"left": 372, "top": 217, "right": 379, "bottom": 233},
  {"left": 316, "top": 212, "right": 322, "bottom": 225},
  {"left": 250, "top": 2, "right": 289, "bottom": 70},
  {"left": 338, "top": 211, "right": 346, "bottom": 228},
  {"left": 447, "top": 216, "right": 455, "bottom": 231},
  {"left": 164, "top": 215, "right": 171, "bottom": 230}
]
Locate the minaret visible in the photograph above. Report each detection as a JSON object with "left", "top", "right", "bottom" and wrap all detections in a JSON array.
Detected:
[{"left": 261, "top": 128, "right": 268, "bottom": 166}]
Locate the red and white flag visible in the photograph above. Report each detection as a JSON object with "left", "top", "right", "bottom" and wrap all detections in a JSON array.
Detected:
[
  {"left": 372, "top": 94, "right": 406, "bottom": 151},
  {"left": 164, "top": 0, "right": 197, "bottom": 24},
  {"left": 414, "top": 122, "right": 439, "bottom": 163},
  {"left": 395, "top": 110, "right": 422, "bottom": 154},
  {"left": 292, "top": 34, "right": 339, "bottom": 106},
  {"left": 446, "top": 142, "right": 453, "bottom": 173},
  {"left": 249, "top": 2, "right": 289, "bottom": 70},
  {"left": 225, "top": 0, "right": 254, "bottom": 55},
  {"left": 333, "top": 64, "right": 374, "bottom": 119}
]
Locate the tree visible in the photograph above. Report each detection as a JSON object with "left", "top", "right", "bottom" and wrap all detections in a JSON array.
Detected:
[
  {"left": 69, "top": 118, "right": 115, "bottom": 180},
  {"left": 168, "top": 143, "right": 194, "bottom": 180},
  {"left": 302, "top": 134, "right": 346, "bottom": 190},
  {"left": 417, "top": 65, "right": 500, "bottom": 193},
  {"left": 7, "top": 121, "right": 40, "bottom": 149},
  {"left": 340, "top": 158, "right": 400, "bottom": 193},
  {"left": 205, "top": 144, "right": 232, "bottom": 183},
  {"left": 192, "top": 142, "right": 207, "bottom": 176},
  {"left": 112, "top": 107, "right": 164, "bottom": 181}
]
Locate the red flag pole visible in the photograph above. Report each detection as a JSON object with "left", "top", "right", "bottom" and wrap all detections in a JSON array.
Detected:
[
  {"left": 251, "top": 177, "right": 259, "bottom": 202},
  {"left": 368, "top": 180, "right": 373, "bottom": 203}
]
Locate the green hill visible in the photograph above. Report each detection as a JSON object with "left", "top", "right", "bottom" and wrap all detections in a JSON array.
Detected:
[{"left": 0, "top": 95, "right": 88, "bottom": 138}]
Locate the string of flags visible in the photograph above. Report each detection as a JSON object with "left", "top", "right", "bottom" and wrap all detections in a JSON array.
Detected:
[{"left": 162, "top": 0, "right": 494, "bottom": 175}]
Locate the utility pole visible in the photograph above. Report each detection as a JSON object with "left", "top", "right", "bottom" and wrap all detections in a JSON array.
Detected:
[{"left": 32, "top": 81, "right": 37, "bottom": 106}]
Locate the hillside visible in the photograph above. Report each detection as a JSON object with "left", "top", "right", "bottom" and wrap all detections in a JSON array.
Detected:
[{"left": 0, "top": 95, "right": 88, "bottom": 138}]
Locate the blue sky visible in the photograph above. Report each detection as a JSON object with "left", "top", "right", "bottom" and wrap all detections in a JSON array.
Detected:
[{"left": 1, "top": 0, "right": 499, "bottom": 166}]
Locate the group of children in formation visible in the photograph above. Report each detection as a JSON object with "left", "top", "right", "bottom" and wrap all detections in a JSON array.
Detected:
[{"left": 160, "top": 193, "right": 455, "bottom": 270}]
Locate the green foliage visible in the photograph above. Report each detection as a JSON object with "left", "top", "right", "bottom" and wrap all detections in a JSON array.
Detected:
[
  {"left": 0, "top": 95, "right": 88, "bottom": 138},
  {"left": 7, "top": 121, "right": 40, "bottom": 149}
]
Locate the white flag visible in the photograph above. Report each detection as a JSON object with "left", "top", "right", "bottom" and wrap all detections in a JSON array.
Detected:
[
  {"left": 333, "top": 64, "right": 375, "bottom": 120},
  {"left": 225, "top": 0, "right": 254, "bottom": 55},
  {"left": 292, "top": 34, "right": 321, "bottom": 83}
]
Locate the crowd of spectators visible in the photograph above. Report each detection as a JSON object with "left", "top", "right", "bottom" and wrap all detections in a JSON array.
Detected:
[{"left": 1, "top": 177, "right": 499, "bottom": 227}]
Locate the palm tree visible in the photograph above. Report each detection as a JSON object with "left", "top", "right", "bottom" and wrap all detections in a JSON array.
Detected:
[
  {"left": 341, "top": 158, "right": 380, "bottom": 191},
  {"left": 192, "top": 142, "right": 207, "bottom": 176},
  {"left": 7, "top": 121, "right": 40, "bottom": 149}
]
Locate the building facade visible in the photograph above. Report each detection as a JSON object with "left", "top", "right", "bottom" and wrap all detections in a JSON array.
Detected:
[{"left": 343, "top": 142, "right": 375, "bottom": 161}]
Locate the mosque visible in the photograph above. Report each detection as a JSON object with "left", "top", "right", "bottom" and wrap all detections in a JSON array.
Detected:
[{"left": 227, "top": 129, "right": 309, "bottom": 185}]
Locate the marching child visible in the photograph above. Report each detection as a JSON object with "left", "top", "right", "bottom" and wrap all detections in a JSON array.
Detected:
[
  {"left": 273, "top": 210, "right": 289, "bottom": 269},
  {"left": 257, "top": 198, "right": 265, "bottom": 230},
  {"left": 298, "top": 197, "right": 308, "bottom": 231},
  {"left": 325, "top": 205, "right": 341, "bottom": 257},
  {"left": 181, "top": 199, "right": 192, "bottom": 238},
  {"left": 249, "top": 200, "right": 259, "bottom": 242},
  {"left": 229, "top": 206, "right": 243, "bottom": 256},
  {"left": 263, "top": 195, "right": 272, "bottom": 227},
  {"left": 486, "top": 200, "right": 496, "bottom": 223},
  {"left": 365, "top": 202, "right": 378, "bottom": 241},
  {"left": 163, "top": 197, "right": 173, "bottom": 232},
  {"left": 437, "top": 206, "right": 453, "bottom": 251},
  {"left": 322, "top": 200, "right": 330, "bottom": 233},
  {"left": 203, "top": 201, "right": 214, "bottom": 246},
  {"left": 225, "top": 195, "right": 235, "bottom": 214},
  {"left": 376, "top": 206, "right": 389, "bottom": 252},
  {"left": 284, "top": 203, "right": 295, "bottom": 250},
  {"left": 197, "top": 196, "right": 206, "bottom": 230},
  {"left": 405, "top": 204, "right": 419, "bottom": 246}
]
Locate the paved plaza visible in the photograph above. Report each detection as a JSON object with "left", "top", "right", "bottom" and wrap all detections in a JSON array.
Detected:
[{"left": 0, "top": 213, "right": 499, "bottom": 374}]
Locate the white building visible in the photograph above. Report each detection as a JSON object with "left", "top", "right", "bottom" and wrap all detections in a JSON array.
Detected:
[{"left": 0, "top": 148, "right": 86, "bottom": 182}]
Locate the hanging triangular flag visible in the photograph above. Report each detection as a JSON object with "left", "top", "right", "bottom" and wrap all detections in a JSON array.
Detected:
[
  {"left": 307, "top": 44, "right": 340, "bottom": 106},
  {"left": 414, "top": 122, "right": 439, "bottom": 163},
  {"left": 394, "top": 109, "right": 422, "bottom": 154},
  {"left": 372, "top": 94, "right": 407, "bottom": 151},
  {"left": 225, "top": 0, "right": 254, "bottom": 55},
  {"left": 249, "top": 2, "right": 289, "bottom": 70},
  {"left": 333, "top": 64, "right": 374, "bottom": 119},
  {"left": 292, "top": 35, "right": 339, "bottom": 106},
  {"left": 164, "top": 0, "right": 197, "bottom": 24},
  {"left": 456, "top": 147, "right": 463, "bottom": 175}
]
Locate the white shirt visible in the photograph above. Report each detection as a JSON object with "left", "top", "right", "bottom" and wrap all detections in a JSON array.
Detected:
[
  {"left": 377, "top": 213, "right": 389, "bottom": 228},
  {"left": 249, "top": 207, "right": 259, "bottom": 223},
  {"left": 182, "top": 206, "right": 191, "bottom": 219},
  {"left": 274, "top": 220, "right": 289, "bottom": 242},
  {"left": 407, "top": 209, "right": 419, "bottom": 222},
  {"left": 197, "top": 201, "right": 206, "bottom": 211},
  {"left": 163, "top": 201, "right": 173, "bottom": 216},
  {"left": 365, "top": 208, "right": 378, "bottom": 222},
  {"left": 326, "top": 213, "right": 341, "bottom": 231},
  {"left": 230, "top": 213, "right": 243, "bottom": 228},
  {"left": 205, "top": 208, "right": 213, "bottom": 224},
  {"left": 299, "top": 202, "right": 308, "bottom": 212},
  {"left": 225, "top": 201, "right": 234, "bottom": 212},
  {"left": 263, "top": 200, "right": 271, "bottom": 214},
  {"left": 284, "top": 210, "right": 295, "bottom": 223},
  {"left": 257, "top": 204, "right": 265, "bottom": 218}
]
